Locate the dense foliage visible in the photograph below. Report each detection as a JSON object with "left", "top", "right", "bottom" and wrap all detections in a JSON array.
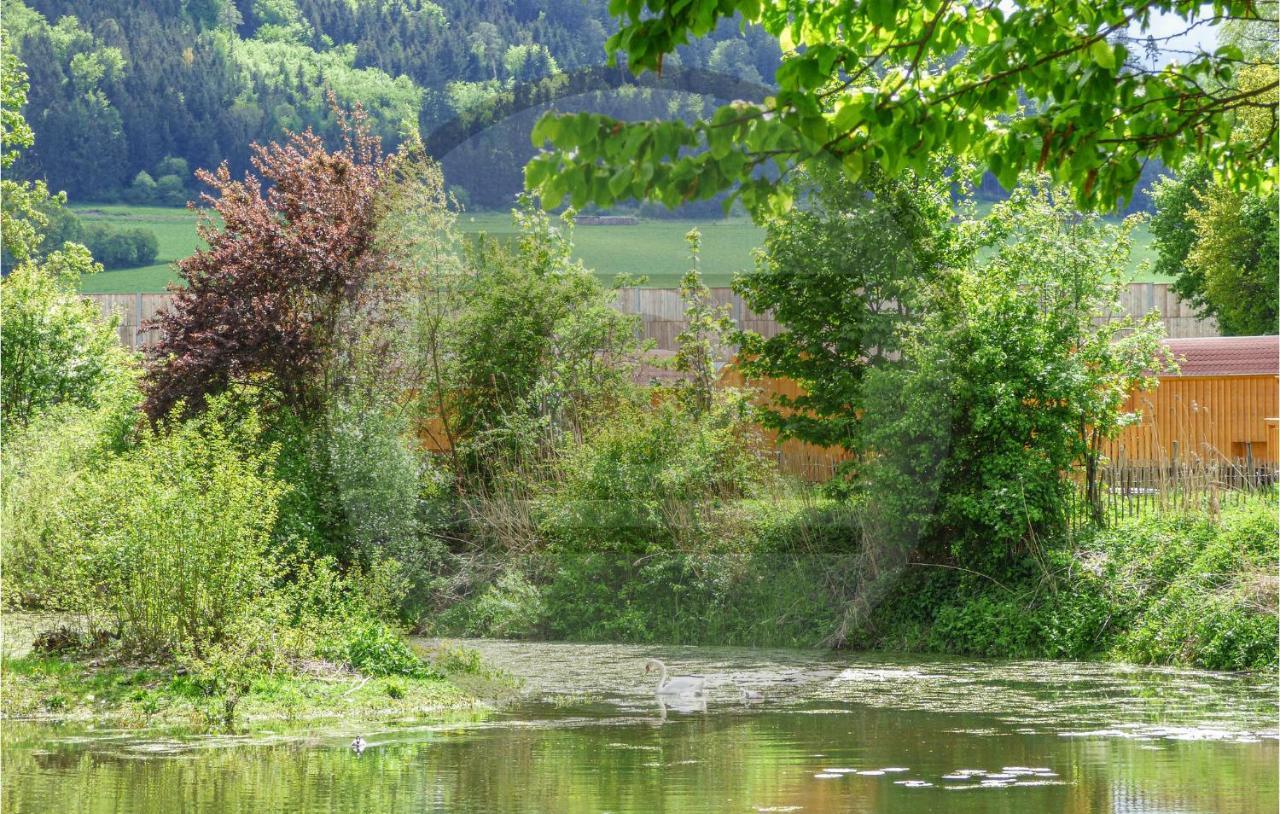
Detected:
[
  {"left": 1152, "top": 162, "right": 1279, "bottom": 335},
  {"left": 858, "top": 498, "right": 1277, "bottom": 672},
  {"left": 0, "top": 47, "right": 126, "bottom": 427},
  {"left": 862, "top": 184, "right": 1167, "bottom": 571},
  {"left": 142, "top": 111, "right": 392, "bottom": 420},
  {"left": 734, "top": 161, "right": 961, "bottom": 456},
  {"left": 527, "top": 1, "right": 1277, "bottom": 215}
]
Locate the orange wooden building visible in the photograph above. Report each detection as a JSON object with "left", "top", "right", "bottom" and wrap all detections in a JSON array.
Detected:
[
  {"left": 418, "top": 337, "right": 1279, "bottom": 477},
  {"left": 1112, "top": 336, "right": 1279, "bottom": 465},
  {"left": 720, "top": 335, "right": 1280, "bottom": 480}
]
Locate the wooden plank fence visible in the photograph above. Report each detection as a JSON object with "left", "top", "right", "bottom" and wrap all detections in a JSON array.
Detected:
[
  {"left": 86, "top": 282, "right": 1219, "bottom": 353},
  {"left": 1068, "top": 458, "right": 1278, "bottom": 529}
]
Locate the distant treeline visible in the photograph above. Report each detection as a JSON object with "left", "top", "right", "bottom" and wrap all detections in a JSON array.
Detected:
[
  {"left": 3, "top": 0, "right": 1160, "bottom": 213},
  {"left": 22, "top": 204, "right": 159, "bottom": 270},
  {"left": 3, "top": 0, "right": 779, "bottom": 211}
]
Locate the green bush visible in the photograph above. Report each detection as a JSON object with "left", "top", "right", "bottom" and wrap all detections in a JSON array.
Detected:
[
  {"left": 329, "top": 622, "right": 435, "bottom": 678},
  {"left": 264, "top": 402, "right": 450, "bottom": 618},
  {"left": 82, "top": 224, "right": 159, "bottom": 269},
  {"left": 22, "top": 400, "right": 285, "bottom": 656},
  {"left": 2, "top": 370, "right": 142, "bottom": 608},
  {"left": 859, "top": 499, "right": 1278, "bottom": 672},
  {"left": 860, "top": 185, "right": 1166, "bottom": 571},
  {"left": 1107, "top": 501, "right": 1278, "bottom": 671},
  {"left": 543, "top": 394, "right": 769, "bottom": 557},
  {"left": 435, "top": 569, "right": 546, "bottom": 638},
  {"left": 0, "top": 243, "right": 126, "bottom": 427},
  {"left": 516, "top": 496, "right": 854, "bottom": 646}
]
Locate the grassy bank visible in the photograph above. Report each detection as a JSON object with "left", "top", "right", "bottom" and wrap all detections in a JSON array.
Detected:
[
  {"left": 854, "top": 497, "right": 1278, "bottom": 671},
  {"left": 71, "top": 204, "right": 1166, "bottom": 293},
  {"left": 1, "top": 620, "right": 508, "bottom": 728},
  {"left": 434, "top": 496, "right": 1278, "bottom": 673}
]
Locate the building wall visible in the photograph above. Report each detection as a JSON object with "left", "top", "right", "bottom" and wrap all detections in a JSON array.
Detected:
[{"left": 1111, "top": 374, "right": 1279, "bottom": 464}]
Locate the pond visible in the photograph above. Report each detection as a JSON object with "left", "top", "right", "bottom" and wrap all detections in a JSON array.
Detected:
[{"left": 4, "top": 640, "right": 1276, "bottom": 813}]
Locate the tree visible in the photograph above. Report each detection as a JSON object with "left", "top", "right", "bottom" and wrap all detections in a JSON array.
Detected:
[
  {"left": 124, "top": 170, "right": 157, "bottom": 204},
  {"left": 0, "top": 49, "right": 124, "bottom": 428},
  {"left": 142, "top": 108, "right": 393, "bottom": 421},
  {"left": 1149, "top": 16, "right": 1278, "bottom": 336},
  {"left": 1, "top": 45, "right": 50, "bottom": 266},
  {"left": 435, "top": 206, "right": 642, "bottom": 473},
  {"left": 672, "top": 229, "right": 733, "bottom": 418},
  {"left": 862, "top": 183, "right": 1168, "bottom": 572},
  {"left": 734, "top": 161, "right": 962, "bottom": 456},
  {"left": 526, "top": 1, "right": 1277, "bottom": 215},
  {"left": 1185, "top": 187, "right": 1279, "bottom": 335}
]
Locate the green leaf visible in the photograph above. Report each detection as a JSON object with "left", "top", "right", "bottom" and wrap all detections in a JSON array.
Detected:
[{"left": 1090, "top": 39, "right": 1116, "bottom": 71}]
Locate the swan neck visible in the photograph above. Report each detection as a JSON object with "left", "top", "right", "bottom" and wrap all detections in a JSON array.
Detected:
[{"left": 655, "top": 660, "right": 669, "bottom": 690}]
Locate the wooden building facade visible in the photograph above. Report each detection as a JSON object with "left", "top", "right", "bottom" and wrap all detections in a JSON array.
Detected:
[{"left": 1111, "top": 336, "right": 1279, "bottom": 465}]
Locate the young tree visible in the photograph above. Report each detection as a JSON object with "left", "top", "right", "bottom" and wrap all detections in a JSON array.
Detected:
[
  {"left": 672, "top": 228, "right": 733, "bottom": 418},
  {"left": 862, "top": 183, "right": 1168, "bottom": 572},
  {"left": 436, "top": 206, "right": 642, "bottom": 474},
  {"left": 142, "top": 108, "right": 393, "bottom": 421},
  {"left": 1, "top": 49, "right": 123, "bottom": 428},
  {"left": 527, "top": 2, "right": 1276, "bottom": 214},
  {"left": 734, "top": 161, "right": 962, "bottom": 456}
]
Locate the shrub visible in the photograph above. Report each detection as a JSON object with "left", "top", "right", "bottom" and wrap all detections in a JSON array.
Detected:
[
  {"left": 1107, "top": 501, "right": 1278, "bottom": 671},
  {"left": 325, "top": 399, "right": 433, "bottom": 570},
  {"left": 123, "top": 171, "right": 156, "bottom": 204},
  {"left": 530, "top": 495, "right": 857, "bottom": 646},
  {"left": 861, "top": 183, "right": 1167, "bottom": 570},
  {"left": 328, "top": 622, "right": 435, "bottom": 678},
  {"left": 543, "top": 393, "right": 769, "bottom": 557},
  {"left": 154, "top": 174, "right": 187, "bottom": 207},
  {"left": 436, "top": 569, "right": 545, "bottom": 639},
  {"left": 2, "top": 370, "right": 142, "bottom": 608},
  {"left": 0, "top": 243, "right": 125, "bottom": 427},
  {"left": 66, "top": 401, "right": 284, "bottom": 655},
  {"left": 858, "top": 499, "right": 1278, "bottom": 672},
  {"left": 82, "top": 224, "right": 159, "bottom": 269},
  {"left": 436, "top": 206, "right": 642, "bottom": 477}
]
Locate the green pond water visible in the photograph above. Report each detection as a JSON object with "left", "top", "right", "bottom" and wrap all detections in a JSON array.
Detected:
[{"left": 3, "top": 640, "right": 1276, "bottom": 813}]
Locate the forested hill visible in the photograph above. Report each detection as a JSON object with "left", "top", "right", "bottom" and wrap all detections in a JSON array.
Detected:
[{"left": 3, "top": 0, "right": 781, "bottom": 210}]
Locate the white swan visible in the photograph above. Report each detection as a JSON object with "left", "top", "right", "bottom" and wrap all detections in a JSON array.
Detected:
[{"left": 645, "top": 659, "right": 705, "bottom": 696}]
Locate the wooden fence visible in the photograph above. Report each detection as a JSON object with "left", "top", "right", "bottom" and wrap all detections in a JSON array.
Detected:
[
  {"left": 1069, "top": 458, "right": 1278, "bottom": 529},
  {"left": 87, "top": 281, "right": 1218, "bottom": 353},
  {"left": 87, "top": 292, "right": 171, "bottom": 350}
]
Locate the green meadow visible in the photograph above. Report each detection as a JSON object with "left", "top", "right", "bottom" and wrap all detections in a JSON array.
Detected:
[{"left": 73, "top": 204, "right": 1166, "bottom": 294}]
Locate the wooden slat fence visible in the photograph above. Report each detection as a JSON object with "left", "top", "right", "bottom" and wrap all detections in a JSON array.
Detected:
[
  {"left": 1068, "top": 457, "right": 1278, "bottom": 529},
  {"left": 88, "top": 282, "right": 1218, "bottom": 353},
  {"left": 87, "top": 292, "right": 171, "bottom": 350}
]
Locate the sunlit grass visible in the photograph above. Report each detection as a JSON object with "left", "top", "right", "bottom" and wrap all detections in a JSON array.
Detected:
[{"left": 71, "top": 203, "right": 1168, "bottom": 293}]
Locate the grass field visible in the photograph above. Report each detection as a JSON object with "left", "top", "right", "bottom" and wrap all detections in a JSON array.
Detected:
[
  {"left": 72, "top": 203, "right": 1167, "bottom": 294},
  {"left": 72, "top": 205, "right": 196, "bottom": 293}
]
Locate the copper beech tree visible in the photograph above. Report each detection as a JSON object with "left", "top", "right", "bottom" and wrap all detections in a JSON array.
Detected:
[{"left": 143, "top": 110, "right": 392, "bottom": 421}]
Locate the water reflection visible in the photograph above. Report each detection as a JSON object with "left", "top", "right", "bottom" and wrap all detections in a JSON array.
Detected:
[{"left": 3, "top": 640, "right": 1276, "bottom": 813}]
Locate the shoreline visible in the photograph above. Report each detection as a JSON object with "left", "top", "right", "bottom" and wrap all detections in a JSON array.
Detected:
[{"left": 0, "top": 615, "right": 510, "bottom": 731}]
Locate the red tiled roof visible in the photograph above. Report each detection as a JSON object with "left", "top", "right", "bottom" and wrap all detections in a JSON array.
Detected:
[{"left": 1162, "top": 336, "right": 1279, "bottom": 377}]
